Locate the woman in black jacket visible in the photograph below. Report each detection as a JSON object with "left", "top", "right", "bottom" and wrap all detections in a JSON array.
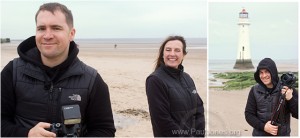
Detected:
[{"left": 146, "top": 36, "right": 205, "bottom": 137}]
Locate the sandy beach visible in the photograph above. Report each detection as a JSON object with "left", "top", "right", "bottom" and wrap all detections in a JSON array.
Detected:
[
  {"left": 209, "top": 88, "right": 298, "bottom": 136},
  {"left": 2, "top": 41, "right": 298, "bottom": 136},
  {"left": 1, "top": 42, "right": 207, "bottom": 137},
  {"left": 209, "top": 62, "right": 299, "bottom": 136}
]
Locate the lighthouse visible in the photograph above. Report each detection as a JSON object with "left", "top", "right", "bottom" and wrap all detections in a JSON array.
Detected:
[{"left": 233, "top": 8, "right": 254, "bottom": 69}]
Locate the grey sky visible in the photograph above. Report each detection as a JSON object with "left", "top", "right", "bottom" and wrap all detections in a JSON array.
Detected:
[
  {"left": 209, "top": 2, "right": 298, "bottom": 60},
  {"left": 1, "top": 0, "right": 207, "bottom": 40}
]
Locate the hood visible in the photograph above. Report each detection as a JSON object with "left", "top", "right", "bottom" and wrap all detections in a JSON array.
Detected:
[
  {"left": 17, "top": 36, "right": 79, "bottom": 70},
  {"left": 254, "top": 58, "right": 279, "bottom": 88}
]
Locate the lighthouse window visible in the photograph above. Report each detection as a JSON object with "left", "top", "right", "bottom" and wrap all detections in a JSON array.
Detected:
[{"left": 240, "top": 13, "right": 248, "bottom": 18}]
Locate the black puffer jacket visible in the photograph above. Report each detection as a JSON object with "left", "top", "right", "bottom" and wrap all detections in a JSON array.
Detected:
[
  {"left": 245, "top": 58, "right": 298, "bottom": 136},
  {"left": 146, "top": 64, "right": 205, "bottom": 137},
  {"left": 1, "top": 36, "right": 116, "bottom": 137}
]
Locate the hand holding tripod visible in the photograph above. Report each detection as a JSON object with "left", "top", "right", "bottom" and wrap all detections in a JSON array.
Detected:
[{"left": 270, "top": 72, "right": 296, "bottom": 135}]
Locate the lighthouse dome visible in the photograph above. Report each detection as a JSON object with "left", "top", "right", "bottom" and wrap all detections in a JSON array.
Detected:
[
  {"left": 239, "top": 8, "right": 248, "bottom": 18},
  {"left": 239, "top": 9, "right": 248, "bottom": 14}
]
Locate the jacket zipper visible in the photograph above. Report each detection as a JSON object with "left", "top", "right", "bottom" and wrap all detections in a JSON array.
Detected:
[
  {"left": 48, "top": 83, "right": 56, "bottom": 123},
  {"left": 181, "top": 76, "right": 197, "bottom": 133},
  {"left": 57, "top": 88, "right": 62, "bottom": 122},
  {"left": 49, "top": 83, "right": 54, "bottom": 100}
]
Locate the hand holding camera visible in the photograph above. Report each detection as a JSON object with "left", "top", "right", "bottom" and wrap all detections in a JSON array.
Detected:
[
  {"left": 28, "top": 122, "right": 56, "bottom": 137},
  {"left": 280, "top": 72, "right": 296, "bottom": 101},
  {"left": 46, "top": 104, "right": 81, "bottom": 137},
  {"left": 281, "top": 86, "right": 293, "bottom": 101}
]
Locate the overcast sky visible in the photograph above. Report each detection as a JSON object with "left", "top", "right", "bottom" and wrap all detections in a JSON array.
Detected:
[
  {"left": 1, "top": 0, "right": 299, "bottom": 61},
  {"left": 209, "top": 2, "right": 298, "bottom": 60},
  {"left": 1, "top": 0, "right": 207, "bottom": 40}
]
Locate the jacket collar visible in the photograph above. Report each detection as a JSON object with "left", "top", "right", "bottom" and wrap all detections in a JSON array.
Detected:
[
  {"left": 21, "top": 58, "right": 84, "bottom": 82},
  {"left": 161, "top": 63, "right": 184, "bottom": 79}
]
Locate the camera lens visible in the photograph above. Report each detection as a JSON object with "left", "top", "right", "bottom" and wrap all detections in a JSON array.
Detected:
[
  {"left": 55, "top": 123, "right": 61, "bottom": 128},
  {"left": 281, "top": 72, "right": 296, "bottom": 88}
]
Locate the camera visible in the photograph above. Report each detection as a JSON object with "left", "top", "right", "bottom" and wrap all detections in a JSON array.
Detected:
[
  {"left": 49, "top": 123, "right": 81, "bottom": 137},
  {"left": 49, "top": 123, "right": 63, "bottom": 135},
  {"left": 49, "top": 105, "right": 81, "bottom": 137},
  {"left": 281, "top": 72, "right": 296, "bottom": 88},
  {"left": 49, "top": 123, "right": 64, "bottom": 137}
]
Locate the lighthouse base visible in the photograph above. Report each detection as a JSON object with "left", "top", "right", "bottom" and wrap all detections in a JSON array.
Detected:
[{"left": 233, "top": 59, "right": 254, "bottom": 69}]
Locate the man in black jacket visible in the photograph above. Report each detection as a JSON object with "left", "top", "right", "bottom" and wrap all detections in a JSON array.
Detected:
[
  {"left": 146, "top": 36, "right": 205, "bottom": 137},
  {"left": 1, "top": 2, "right": 116, "bottom": 137},
  {"left": 245, "top": 58, "right": 298, "bottom": 136}
]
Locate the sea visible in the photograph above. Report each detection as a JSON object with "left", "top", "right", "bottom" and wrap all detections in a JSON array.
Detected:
[
  {"left": 209, "top": 59, "right": 298, "bottom": 72},
  {"left": 75, "top": 38, "right": 207, "bottom": 50},
  {"left": 5, "top": 38, "right": 207, "bottom": 50}
]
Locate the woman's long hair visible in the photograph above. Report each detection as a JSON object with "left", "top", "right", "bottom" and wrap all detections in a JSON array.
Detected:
[{"left": 154, "top": 35, "right": 187, "bottom": 70}]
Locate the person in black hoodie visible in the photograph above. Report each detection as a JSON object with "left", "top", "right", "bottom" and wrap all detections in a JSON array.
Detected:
[
  {"left": 245, "top": 58, "right": 298, "bottom": 136},
  {"left": 145, "top": 36, "right": 205, "bottom": 137},
  {"left": 1, "top": 2, "right": 115, "bottom": 137}
]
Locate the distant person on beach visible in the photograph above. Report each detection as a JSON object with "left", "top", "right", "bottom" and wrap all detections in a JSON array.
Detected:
[
  {"left": 245, "top": 58, "right": 298, "bottom": 136},
  {"left": 145, "top": 35, "right": 205, "bottom": 137},
  {"left": 1, "top": 2, "right": 115, "bottom": 137}
]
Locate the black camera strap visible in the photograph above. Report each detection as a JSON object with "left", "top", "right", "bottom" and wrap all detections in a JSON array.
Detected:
[{"left": 270, "top": 91, "right": 286, "bottom": 135}]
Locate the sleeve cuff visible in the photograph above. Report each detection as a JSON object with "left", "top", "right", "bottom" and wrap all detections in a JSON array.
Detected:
[
  {"left": 258, "top": 122, "right": 265, "bottom": 131},
  {"left": 15, "top": 127, "right": 30, "bottom": 137}
]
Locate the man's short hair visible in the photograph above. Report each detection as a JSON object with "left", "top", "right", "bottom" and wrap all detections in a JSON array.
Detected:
[{"left": 35, "top": 2, "right": 73, "bottom": 28}]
